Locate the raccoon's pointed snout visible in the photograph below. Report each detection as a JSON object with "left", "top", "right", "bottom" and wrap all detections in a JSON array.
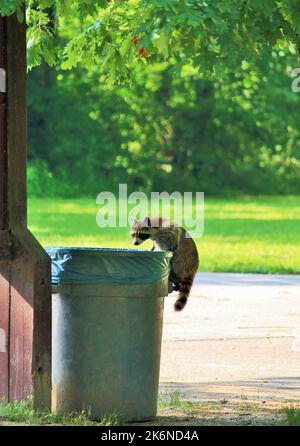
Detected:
[{"left": 133, "top": 240, "right": 140, "bottom": 246}]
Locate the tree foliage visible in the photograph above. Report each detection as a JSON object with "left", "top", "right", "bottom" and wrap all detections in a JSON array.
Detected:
[
  {"left": 28, "top": 51, "right": 300, "bottom": 196},
  {"left": 1, "top": 0, "right": 300, "bottom": 79},
  {"left": 1, "top": 1, "right": 299, "bottom": 196}
]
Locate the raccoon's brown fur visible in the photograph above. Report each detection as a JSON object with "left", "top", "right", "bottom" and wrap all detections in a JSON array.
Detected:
[{"left": 130, "top": 216, "right": 199, "bottom": 311}]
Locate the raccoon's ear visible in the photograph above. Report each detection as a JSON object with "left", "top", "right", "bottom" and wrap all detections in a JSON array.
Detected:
[
  {"left": 130, "top": 216, "right": 138, "bottom": 226},
  {"left": 142, "top": 216, "right": 151, "bottom": 227}
]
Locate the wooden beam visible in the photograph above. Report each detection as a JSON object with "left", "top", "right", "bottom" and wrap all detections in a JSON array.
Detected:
[
  {"left": 0, "top": 18, "right": 8, "bottom": 230},
  {"left": 0, "top": 11, "right": 51, "bottom": 409},
  {"left": 0, "top": 230, "right": 11, "bottom": 260}
]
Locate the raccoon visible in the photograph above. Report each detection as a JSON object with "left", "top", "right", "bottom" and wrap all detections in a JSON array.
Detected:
[{"left": 130, "top": 216, "right": 199, "bottom": 311}]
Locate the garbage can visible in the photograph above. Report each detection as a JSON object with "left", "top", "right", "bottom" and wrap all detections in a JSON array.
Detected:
[{"left": 47, "top": 247, "right": 172, "bottom": 421}]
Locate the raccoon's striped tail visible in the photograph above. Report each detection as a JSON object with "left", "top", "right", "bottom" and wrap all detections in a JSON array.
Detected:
[{"left": 174, "top": 276, "right": 194, "bottom": 311}]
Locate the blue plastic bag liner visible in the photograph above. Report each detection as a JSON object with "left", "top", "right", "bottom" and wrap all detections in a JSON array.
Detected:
[{"left": 45, "top": 247, "right": 172, "bottom": 286}]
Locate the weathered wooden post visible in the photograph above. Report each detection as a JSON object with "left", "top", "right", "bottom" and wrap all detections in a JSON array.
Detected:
[{"left": 0, "top": 12, "right": 51, "bottom": 409}]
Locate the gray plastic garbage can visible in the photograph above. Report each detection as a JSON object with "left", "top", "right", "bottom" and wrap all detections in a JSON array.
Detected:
[{"left": 46, "top": 247, "right": 172, "bottom": 421}]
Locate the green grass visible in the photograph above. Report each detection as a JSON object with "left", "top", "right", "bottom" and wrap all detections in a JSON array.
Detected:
[
  {"left": 0, "top": 397, "right": 123, "bottom": 426},
  {"left": 285, "top": 408, "right": 300, "bottom": 426},
  {"left": 0, "top": 394, "right": 287, "bottom": 426},
  {"left": 158, "top": 391, "right": 194, "bottom": 411},
  {"left": 28, "top": 195, "right": 300, "bottom": 274}
]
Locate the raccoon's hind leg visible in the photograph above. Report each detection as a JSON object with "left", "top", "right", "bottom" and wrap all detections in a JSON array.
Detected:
[
  {"left": 173, "top": 281, "right": 180, "bottom": 291},
  {"left": 168, "top": 279, "right": 180, "bottom": 294},
  {"left": 169, "top": 270, "right": 180, "bottom": 293},
  {"left": 174, "top": 275, "right": 194, "bottom": 311}
]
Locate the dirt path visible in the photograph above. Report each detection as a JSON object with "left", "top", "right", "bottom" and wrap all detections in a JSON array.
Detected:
[
  {"left": 155, "top": 272, "right": 300, "bottom": 425},
  {"left": 138, "top": 400, "right": 291, "bottom": 426}
]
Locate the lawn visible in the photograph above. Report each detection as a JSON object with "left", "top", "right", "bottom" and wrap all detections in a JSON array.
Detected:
[{"left": 28, "top": 195, "right": 300, "bottom": 274}]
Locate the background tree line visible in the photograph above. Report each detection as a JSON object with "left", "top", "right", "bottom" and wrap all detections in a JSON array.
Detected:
[
  {"left": 28, "top": 51, "right": 300, "bottom": 197},
  {"left": 2, "top": 1, "right": 298, "bottom": 197}
]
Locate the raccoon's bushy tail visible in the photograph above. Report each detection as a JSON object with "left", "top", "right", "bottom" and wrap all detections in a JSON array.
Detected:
[{"left": 174, "top": 276, "right": 194, "bottom": 311}]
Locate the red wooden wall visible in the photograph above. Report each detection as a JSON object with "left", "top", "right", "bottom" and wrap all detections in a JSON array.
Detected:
[{"left": 0, "top": 12, "right": 51, "bottom": 409}]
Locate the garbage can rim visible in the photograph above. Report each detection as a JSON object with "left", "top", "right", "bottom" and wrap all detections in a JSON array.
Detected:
[{"left": 45, "top": 246, "right": 172, "bottom": 255}]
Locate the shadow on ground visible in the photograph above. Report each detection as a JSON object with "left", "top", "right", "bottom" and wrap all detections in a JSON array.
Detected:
[{"left": 131, "top": 397, "right": 293, "bottom": 426}]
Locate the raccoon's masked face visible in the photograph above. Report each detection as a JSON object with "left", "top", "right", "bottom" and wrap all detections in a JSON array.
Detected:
[{"left": 130, "top": 217, "right": 151, "bottom": 246}]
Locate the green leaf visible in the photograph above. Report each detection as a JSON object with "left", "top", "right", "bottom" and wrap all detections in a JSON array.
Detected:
[
  {"left": 38, "top": 0, "right": 56, "bottom": 9},
  {"left": 27, "top": 45, "right": 42, "bottom": 70},
  {"left": 248, "top": 0, "right": 275, "bottom": 17},
  {"left": 42, "top": 38, "right": 57, "bottom": 66},
  {"left": 16, "top": 5, "right": 24, "bottom": 22},
  {"left": 154, "top": 32, "right": 169, "bottom": 57},
  {"left": 120, "top": 35, "right": 133, "bottom": 57}
]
